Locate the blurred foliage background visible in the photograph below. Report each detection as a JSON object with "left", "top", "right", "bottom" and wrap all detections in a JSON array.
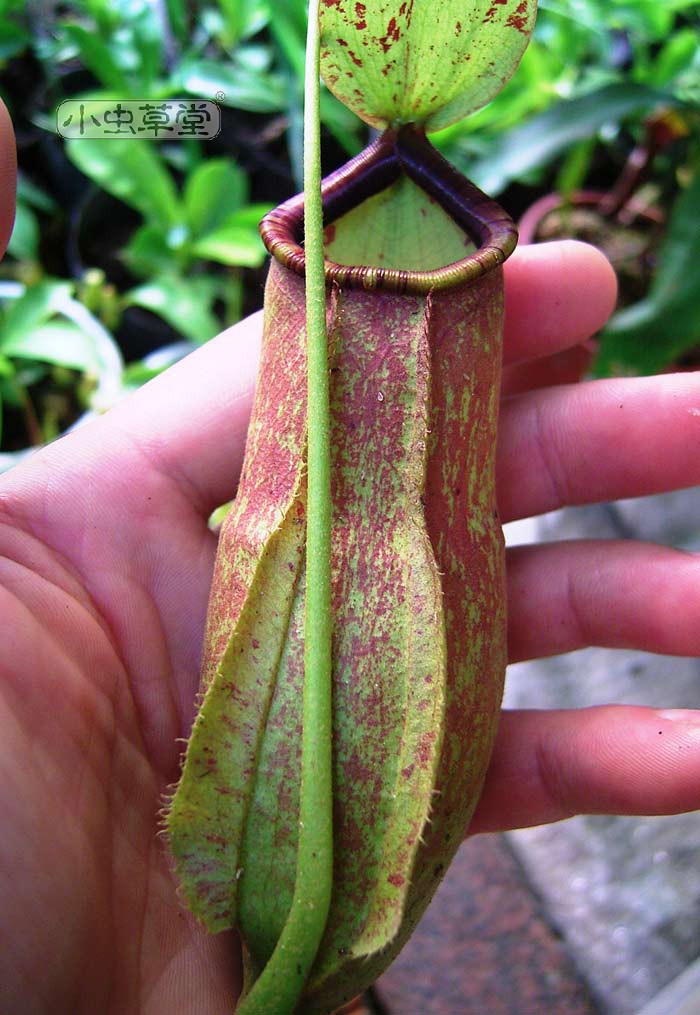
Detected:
[{"left": 0, "top": 0, "right": 698, "bottom": 460}]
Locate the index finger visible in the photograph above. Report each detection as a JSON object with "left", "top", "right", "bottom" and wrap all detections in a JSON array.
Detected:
[
  {"left": 3, "top": 241, "right": 617, "bottom": 521},
  {"left": 125, "top": 240, "right": 616, "bottom": 513},
  {"left": 503, "top": 240, "right": 617, "bottom": 365}
]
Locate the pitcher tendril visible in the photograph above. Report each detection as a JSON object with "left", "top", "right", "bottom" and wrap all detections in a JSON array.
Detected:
[{"left": 235, "top": 2, "right": 333, "bottom": 1011}]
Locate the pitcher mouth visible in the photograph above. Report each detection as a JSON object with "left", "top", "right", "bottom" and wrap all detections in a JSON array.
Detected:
[{"left": 260, "top": 124, "right": 517, "bottom": 295}]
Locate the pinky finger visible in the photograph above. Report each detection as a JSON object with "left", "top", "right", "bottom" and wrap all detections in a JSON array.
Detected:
[{"left": 470, "top": 705, "right": 700, "bottom": 834}]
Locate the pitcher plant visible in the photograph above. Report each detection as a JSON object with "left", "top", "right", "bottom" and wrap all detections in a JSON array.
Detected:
[{"left": 167, "top": 2, "right": 538, "bottom": 1012}]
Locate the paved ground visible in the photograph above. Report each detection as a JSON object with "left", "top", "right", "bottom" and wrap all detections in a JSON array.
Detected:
[
  {"left": 373, "top": 834, "right": 598, "bottom": 1014},
  {"left": 365, "top": 488, "right": 700, "bottom": 1014},
  {"left": 504, "top": 489, "right": 700, "bottom": 1013}
]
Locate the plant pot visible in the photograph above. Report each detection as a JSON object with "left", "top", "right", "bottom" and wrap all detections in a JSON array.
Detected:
[{"left": 518, "top": 189, "right": 665, "bottom": 308}]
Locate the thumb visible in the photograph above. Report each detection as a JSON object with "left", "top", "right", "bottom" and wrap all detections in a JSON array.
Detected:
[{"left": 0, "top": 97, "right": 17, "bottom": 258}]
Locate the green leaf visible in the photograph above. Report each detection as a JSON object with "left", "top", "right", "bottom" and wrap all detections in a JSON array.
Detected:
[
  {"left": 267, "top": 2, "right": 367, "bottom": 156},
  {"left": 125, "top": 276, "right": 219, "bottom": 343},
  {"left": 7, "top": 202, "right": 39, "bottom": 262},
  {"left": 76, "top": 0, "right": 119, "bottom": 35},
  {"left": 66, "top": 138, "right": 181, "bottom": 229},
  {"left": 184, "top": 159, "right": 248, "bottom": 235},
  {"left": 122, "top": 224, "right": 174, "bottom": 277},
  {"left": 215, "top": 0, "right": 269, "bottom": 46},
  {"left": 649, "top": 28, "right": 700, "bottom": 89},
  {"left": 17, "top": 175, "right": 57, "bottom": 214},
  {"left": 596, "top": 167, "right": 700, "bottom": 375},
  {"left": 465, "top": 82, "right": 669, "bottom": 195},
  {"left": 319, "top": 89, "right": 365, "bottom": 155},
  {"left": 613, "top": 0, "right": 673, "bottom": 39},
  {"left": 2, "top": 321, "right": 101, "bottom": 373},
  {"left": 176, "top": 58, "right": 288, "bottom": 113},
  {"left": 0, "top": 19, "right": 31, "bottom": 60},
  {"left": 190, "top": 222, "right": 267, "bottom": 268},
  {"left": 163, "top": 0, "right": 187, "bottom": 44},
  {"left": 61, "top": 23, "right": 129, "bottom": 92},
  {"left": 0, "top": 281, "right": 73, "bottom": 353},
  {"left": 189, "top": 234, "right": 263, "bottom": 268},
  {"left": 60, "top": 0, "right": 165, "bottom": 92},
  {"left": 126, "top": 0, "right": 164, "bottom": 91},
  {"left": 268, "top": 3, "right": 306, "bottom": 77},
  {"left": 226, "top": 204, "right": 273, "bottom": 228},
  {"left": 121, "top": 360, "right": 164, "bottom": 387},
  {"left": 319, "top": 0, "right": 537, "bottom": 132},
  {"left": 554, "top": 136, "right": 596, "bottom": 199}
]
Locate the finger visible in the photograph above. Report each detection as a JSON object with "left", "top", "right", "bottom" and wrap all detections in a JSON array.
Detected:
[
  {"left": 497, "top": 372, "right": 700, "bottom": 523},
  {"left": 1, "top": 313, "right": 261, "bottom": 568},
  {"left": 0, "top": 98, "right": 17, "bottom": 257},
  {"left": 506, "top": 540, "right": 700, "bottom": 663},
  {"left": 98, "top": 311, "right": 262, "bottom": 514},
  {"left": 132, "top": 241, "right": 613, "bottom": 514},
  {"left": 470, "top": 706, "right": 700, "bottom": 834},
  {"left": 0, "top": 320, "right": 261, "bottom": 744},
  {"left": 502, "top": 240, "right": 617, "bottom": 366},
  {"left": 5, "top": 242, "right": 614, "bottom": 522},
  {"left": 501, "top": 341, "right": 595, "bottom": 397}
]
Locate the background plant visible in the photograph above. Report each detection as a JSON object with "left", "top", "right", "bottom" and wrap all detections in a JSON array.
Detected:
[
  {"left": 0, "top": 0, "right": 698, "bottom": 455},
  {"left": 0, "top": 277, "right": 123, "bottom": 458}
]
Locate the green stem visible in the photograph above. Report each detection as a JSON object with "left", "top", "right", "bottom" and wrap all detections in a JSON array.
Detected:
[{"left": 236, "top": 2, "right": 333, "bottom": 1012}]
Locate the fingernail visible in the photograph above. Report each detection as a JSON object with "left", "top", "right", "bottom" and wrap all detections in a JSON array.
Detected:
[
  {"left": 655, "top": 710, "right": 700, "bottom": 738},
  {"left": 656, "top": 709, "right": 700, "bottom": 723}
]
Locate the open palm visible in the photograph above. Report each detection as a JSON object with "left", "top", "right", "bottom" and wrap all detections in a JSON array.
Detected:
[{"left": 2, "top": 115, "right": 700, "bottom": 1014}]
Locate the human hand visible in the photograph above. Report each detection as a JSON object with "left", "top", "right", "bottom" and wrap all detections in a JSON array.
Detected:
[
  {"left": 2, "top": 126, "right": 699, "bottom": 1013},
  {"left": 475, "top": 244, "right": 700, "bottom": 833}
]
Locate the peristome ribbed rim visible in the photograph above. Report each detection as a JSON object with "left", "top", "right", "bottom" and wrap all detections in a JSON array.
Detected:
[{"left": 260, "top": 125, "right": 517, "bottom": 295}]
